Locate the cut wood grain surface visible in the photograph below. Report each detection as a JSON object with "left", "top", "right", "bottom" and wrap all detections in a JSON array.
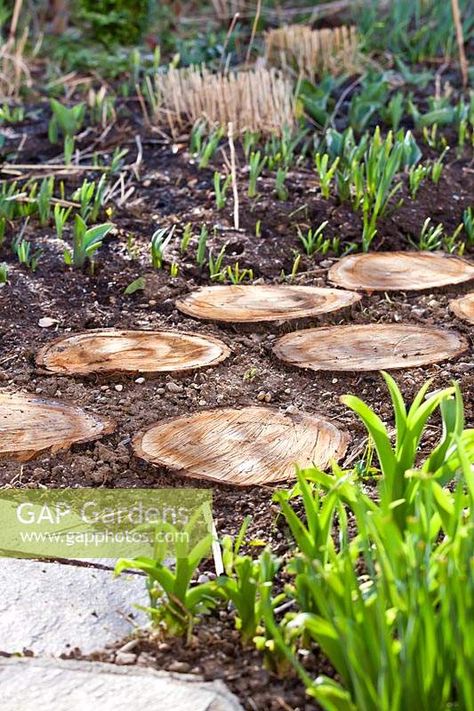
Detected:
[
  {"left": 328, "top": 252, "right": 474, "bottom": 291},
  {"left": 273, "top": 324, "right": 468, "bottom": 372},
  {"left": 0, "top": 391, "right": 115, "bottom": 461},
  {"left": 133, "top": 406, "right": 348, "bottom": 486},
  {"left": 176, "top": 285, "right": 361, "bottom": 322},
  {"left": 450, "top": 292, "right": 474, "bottom": 324},
  {"left": 36, "top": 330, "right": 230, "bottom": 375}
]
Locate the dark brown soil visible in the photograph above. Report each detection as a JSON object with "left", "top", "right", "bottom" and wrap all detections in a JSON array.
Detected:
[{"left": 1, "top": 112, "right": 474, "bottom": 709}]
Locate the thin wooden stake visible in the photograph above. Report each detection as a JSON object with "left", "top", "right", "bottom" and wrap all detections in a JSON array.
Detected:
[
  {"left": 228, "top": 122, "right": 239, "bottom": 230},
  {"left": 451, "top": 0, "right": 468, "bottom": 88}
]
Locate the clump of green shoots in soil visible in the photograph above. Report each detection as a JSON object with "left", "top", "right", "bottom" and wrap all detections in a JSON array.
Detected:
[
  {"left": 64, "top": 216, "right": 113, "bottom": 270},
  {"left": 118, "top": 373, "right": 474, "bottom": 709},
  {"left": 48, "top": 99, "right": 86, "bottom": 164}
]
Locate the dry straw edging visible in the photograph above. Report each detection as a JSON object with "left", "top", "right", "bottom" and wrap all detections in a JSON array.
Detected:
[
  {"left": 265, "top": 24, "right": 359, "bottom": 78},
  {"left": 152, "top": 65, "right": 296, "bottom": 136}
]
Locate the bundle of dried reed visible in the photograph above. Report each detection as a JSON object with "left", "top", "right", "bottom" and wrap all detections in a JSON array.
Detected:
[
  {"left": 152, "top": 65, "right": 296, "bottom": 136},
  {"left": 265, "top": 24, "right": 359, "bottom": 78}
]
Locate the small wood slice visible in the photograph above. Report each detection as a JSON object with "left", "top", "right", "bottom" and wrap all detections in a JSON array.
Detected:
[
  {"left": 133, "top": 406, "right": 348, "bottom": 486},
  {"left": 273, "top": 324, "right": 468, "bottom": 372},
  {"left": 36, "top": 329, "right": 230, "bottom": 376},
  {"left": 450, "top": 292, "right": 474, "bottom": 324},
  {"left": 328, "top": 252, "right": 474, "bottom": 292},
  {"left": 0, "top": 391, "right": 115, "bottom": 461},
  {"left": 175, "top": 285, "right": 361, "bottom": 323}
]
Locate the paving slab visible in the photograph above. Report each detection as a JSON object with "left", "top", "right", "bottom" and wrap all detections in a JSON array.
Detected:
[
  {"left": 0, "top": 557, "right": 148, "bottom": 655},
  {"left": 0, "top": 657, "right": 243, "bottom": 711}
]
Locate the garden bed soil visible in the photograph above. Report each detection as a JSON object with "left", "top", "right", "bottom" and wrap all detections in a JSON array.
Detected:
[{"left": 1, "top": 117, "right": 474, "bottom": 709}]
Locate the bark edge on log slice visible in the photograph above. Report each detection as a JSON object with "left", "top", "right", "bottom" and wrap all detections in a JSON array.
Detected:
[
  {"left": 273, "top": 324, "right": 468, "bottom": 372},
  {"left": 175, "top": 285, "right": 361, "bottom": 323},
  {"left": 36, "top": 329, "right": 230, "bottom": 376},
  {"left": 133, "top": 406, "right": 349, "bottom": 486},
  {"left": 450, "top": 292, "right": 474, "bottom": 324},
  {"left": 328, "top": 252, "right": 474, "bottom": 292},
  {"left": 0, "top": 391, "right": 115, "bottom": 461}
]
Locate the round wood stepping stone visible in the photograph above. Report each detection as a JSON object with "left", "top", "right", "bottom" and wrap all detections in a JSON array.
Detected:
[
  {"left": 328, "top": 252, "right": 474, "bottom": 292},
  {"left": 450, "top": 292, "right": 474, "bottom": 324},
  {"left": 273, "top": 324, "right": 468, "bottom": 372},
  {"left": 0, "top": 391, "right": 115, "bottom": 461},
  {"left": 175, "top": 285, "right": 361, "bottom": 323},
  {"left": 36, "top": 329, "right": 230, "bottom": 376},
  {"left": 133, "top": 406, "right": 348, "bottom": 486}
]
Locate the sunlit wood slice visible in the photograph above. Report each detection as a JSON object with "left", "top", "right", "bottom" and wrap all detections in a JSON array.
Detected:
[
  {"left": 133, "top": 406, "right": 348, "bottom": 486},
  {"left": 450, "top": 292, "right": 474, "bottom": 324},
  {"left": 273, "top": 324, "right": 468, "bottom": 372},
  {"left": 36, "top": 330, "right": 230, "bottom": 376},
  {"left": 175, "top": 285, "right": 361, "bottom": 323},
  {"left": 328, "top": 252, "right": 474, "bottom": 292},
  {"left": 0, "top": 391, "right": 115, "bottom": 461}
]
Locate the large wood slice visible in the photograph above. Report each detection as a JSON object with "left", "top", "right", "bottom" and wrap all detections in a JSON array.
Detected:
[
  {"left": 0, "top": 391, "right": 115, "bottom": 461},
  {"left": 133, "top": 406, "right": 348, "bottom": 486},
  {"left": 328, "top": 252, "right": 474, "bottom": 292},
  {"left": 175, "top": 285, "right": 361, "bottom": 323},
  {"left": 450, "top": 292, "right": 474, "bottom": 324},
  {"left": 36, "top": 330, "right": 230, "bottom": 376},
  {"left": 273, "top": 324, "right": 468, "bottom": 372}
]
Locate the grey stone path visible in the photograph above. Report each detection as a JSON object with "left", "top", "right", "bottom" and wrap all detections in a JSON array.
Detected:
[
  {"left": 0, "top": 657, "right": 243, "bottom": 711},
  {"left": 0, "top": 557, "right": 148, "bottom": 655}
]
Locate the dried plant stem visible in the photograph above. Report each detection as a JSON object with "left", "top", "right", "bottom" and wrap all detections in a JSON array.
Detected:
[
  {"left": 228, "top": 122, "right": 239, "bottom": 231},
  {"left": 451, "top": 0, "right": 468, "bottom": 88},
  {"left": 246, "top": 0, "right": 262, "bottom": 65}
]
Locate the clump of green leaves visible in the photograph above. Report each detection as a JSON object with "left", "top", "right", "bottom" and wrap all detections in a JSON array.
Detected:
[
  {"left": 115, "top": 511, "right": 218, "bottom": 639},
  {"left": 64, "top": 216, "right": 113, "bottom": 270},
  {"left": 12, "top": 236, "right": 42, "bottom": 272},
  {"left": 48, "top": 100, "right": 86, "bottom": 164},
  {"left": 150, "top": 225, "right": 176, "bottom": 270},
  {"left": 248, "top": 151, "right": 267, "bottom": 198}
]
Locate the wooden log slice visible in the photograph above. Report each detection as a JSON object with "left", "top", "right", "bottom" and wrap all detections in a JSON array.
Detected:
[
  {"left": 273, "top": 324, "right": 468, "bottom": 372},
  {"left": 0, "top": 391, "right": 115, "bottom": 461},
  {"left": 36, "top": 329, "right": 230, "bottom": 376},
  {"left": 450, "top": 292, "right": 474, "bottom": 324},
  {"left": 175, "top": 285, "right": 361, "bottom": 323},
  {"left": 328, "top": 252, "right": 474, "bottom": 292},
  {"left": 133, "top": 406, "right": 348, "bottom": 486}
]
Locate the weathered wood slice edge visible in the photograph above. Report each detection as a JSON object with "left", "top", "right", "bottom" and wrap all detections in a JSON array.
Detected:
[
  {"left": 132, "top": 406, "right": 349, "bottom": 487},
  {"left": 272, "top": 324, "right": 469, "bottom": 372},
  {"left": 328, "top": 252, "right": 474, "bottom": 292},
  {"left": 35, "top": 329, "right": 231, "bottom": 376},
  {"left": 450, "top": 293, "right": 474, "bottom": 325},
  {"left": 175, "top": 285, "right": 362, "bottom": 323},
  {"left": 0, "top": 391, "right": 116, "bottom": 462}
]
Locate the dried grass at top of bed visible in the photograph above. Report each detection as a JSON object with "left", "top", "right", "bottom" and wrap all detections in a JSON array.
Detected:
[
  {"left": 150, "top": 65, "right": 296, "bottom": 136},
  {"left": 265, "top": 24, "right": 359, "bottom": 79}
]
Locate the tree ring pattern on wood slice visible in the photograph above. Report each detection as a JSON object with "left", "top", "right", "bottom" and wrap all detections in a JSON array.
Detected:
[
  {"left": 175, "top": 285, "right": 361, "bottom": 323},
  {"left": 36, "top": 329, "right": 230, "bottom": 376},
  {"left": 133, "top": 406, "right": 348, "bottom": 486},
  {"left": 328, "top": 252, "right": 474, "bottom": 292},
  {"left": 450, "top": 292, "right": 474, "bottom": 324},
  {"left": 273, "top": 324, "right": 468, "bottom": 372},
  {"left": 0, "top": 391, "right": 115, "bottom": 461}
]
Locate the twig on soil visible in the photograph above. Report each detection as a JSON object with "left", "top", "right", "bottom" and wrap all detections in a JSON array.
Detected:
[{"left": 228, "top": 122, "right": 240, "bottom": 231}]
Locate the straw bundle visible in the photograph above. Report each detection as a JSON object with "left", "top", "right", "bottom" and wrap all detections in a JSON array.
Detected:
[
  {"left": 265, "top": 24, "right": 359, "bottom": 78},
  {"left": 153, "top": 65, "right": 296, "bottom": 135}
]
